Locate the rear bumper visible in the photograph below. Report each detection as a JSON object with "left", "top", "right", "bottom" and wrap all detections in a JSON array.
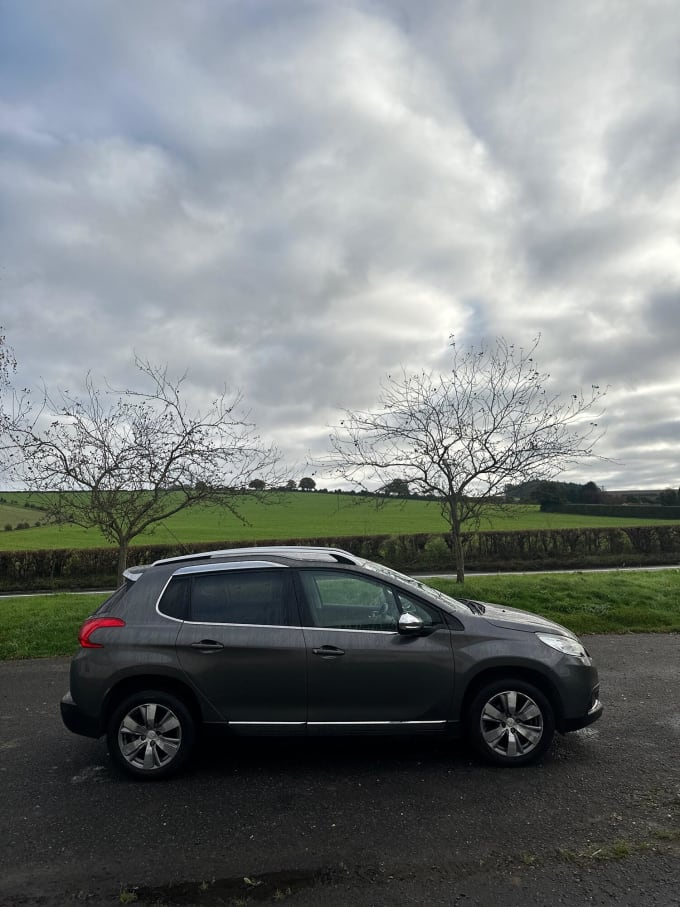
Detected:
[{"left": 60, "top": 692, "right": 102, "bottom": 739}]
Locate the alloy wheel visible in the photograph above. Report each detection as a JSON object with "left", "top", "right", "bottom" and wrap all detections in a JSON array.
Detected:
[
  {"left": 117, "top": 701, "right": 182, "bottom": 772},
  {"left": 480, "top": 689, "right": 544, "bottom": 758}
]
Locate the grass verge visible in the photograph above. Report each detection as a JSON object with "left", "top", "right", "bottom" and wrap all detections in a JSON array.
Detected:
[
  {"left": 0, "top": 593, "right": 104, "bottom": 660},
  {"left": 1, "top": 569, "right": 679, "bottom": 660},
  {"left": 429, "top": 568, "right": 680, "bottom": 636}
]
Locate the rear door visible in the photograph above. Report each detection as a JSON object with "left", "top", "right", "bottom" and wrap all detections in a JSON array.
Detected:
[{"left": 169, "top": 565, "right": 307, "bottom": 726}]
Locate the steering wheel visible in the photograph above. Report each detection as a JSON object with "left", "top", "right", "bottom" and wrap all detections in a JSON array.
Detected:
[{"left": 368, "top": 600, "right": 389, "bottom": 621}]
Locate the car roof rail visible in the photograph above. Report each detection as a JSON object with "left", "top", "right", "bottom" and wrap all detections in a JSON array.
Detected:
[
  {"left": 151, "top": 545, "right": 361, "bottom": 567},
  {"left": 172, "top": 559, "right": 287, "bottom": 576}
]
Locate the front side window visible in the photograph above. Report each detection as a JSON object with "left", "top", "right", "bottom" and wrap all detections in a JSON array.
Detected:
[
  {"left": 394, "top": 590, "right": 442, "bottom": 628},
  {"left": 159, "top": 569, "right": 294, "bottom": 626},
  {"left": 300, "top": 570, "right": 402, "bottom": 631}
]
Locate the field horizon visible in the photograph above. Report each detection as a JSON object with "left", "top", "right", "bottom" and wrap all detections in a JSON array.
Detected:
[{"left": 1, "top": 489, "right": 680, "bottom": 552}]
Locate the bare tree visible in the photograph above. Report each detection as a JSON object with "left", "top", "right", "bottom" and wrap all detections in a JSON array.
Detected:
[
  {"left": 13, "top": 358, "right": 283, "bottom": 582},
  {"left": 0, "top": 328, "right": 16, "bottom": 393},
  {"left": 328, "top": 337, "right": 606, "bottom": 582}
]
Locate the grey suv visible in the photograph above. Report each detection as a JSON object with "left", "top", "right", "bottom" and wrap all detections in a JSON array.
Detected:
[{"left": 61, "top": 546, "right": 602, "bottom": 779}]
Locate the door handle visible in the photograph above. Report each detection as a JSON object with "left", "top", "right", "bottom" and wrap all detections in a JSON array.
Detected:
[
  {"left": 312, "top": 645, "right": 345, "bottom": 658},
  {"left": 190, "top": 640, "right": 225, "bottom": 651}
]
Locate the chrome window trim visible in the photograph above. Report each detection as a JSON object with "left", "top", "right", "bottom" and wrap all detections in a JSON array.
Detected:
[
  {"left": 155, "top": 574, "right": 188, "bottom": 621},
  {"left": 177, "top": 619, "right": 303, "bottom": 630},
  {"left": 157, "top": 612, "right": 184, "bottom": 624},
  {"left": 302, "top": 626, "right": 399, "bottom": 634},
  {"left": 156, "top": 611, "right": 401, "bottom": 632},
  {"left": 156, "top": 616, "right": 403, "bottom": 633}
]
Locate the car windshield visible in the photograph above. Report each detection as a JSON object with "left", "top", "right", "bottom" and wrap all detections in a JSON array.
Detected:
[{"left": 357, "top": 557, "right": 468, "bottom": 615}]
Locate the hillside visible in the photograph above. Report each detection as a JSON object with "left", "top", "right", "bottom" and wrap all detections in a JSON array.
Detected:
[{"left": 1, "top": 490, "right": 679, "bottom": 551}]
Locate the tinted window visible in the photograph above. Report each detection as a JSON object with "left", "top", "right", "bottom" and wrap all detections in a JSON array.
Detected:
[
  {"left": 188, "top": 569, "right": 293, "bottom": 626},
  {"left": 158, "top": 575, "right": 191, "bottom": 620}
]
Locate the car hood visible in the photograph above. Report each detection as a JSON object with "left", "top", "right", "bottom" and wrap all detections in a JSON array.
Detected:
[{"left": 472, "top": 601, "right": 577, "bottom": 638}]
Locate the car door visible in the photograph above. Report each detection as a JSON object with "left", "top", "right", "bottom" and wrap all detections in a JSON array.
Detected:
[
  {"left": 170, "top": 564, "right": 307, "bottom": 727},
  {"left": 297, "top": 569, "right": 455, "bottom": 728}
]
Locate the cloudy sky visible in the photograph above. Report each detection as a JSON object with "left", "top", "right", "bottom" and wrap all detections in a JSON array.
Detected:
[{"left": 1, "top": 0, "right": 679, "bottom": 490}]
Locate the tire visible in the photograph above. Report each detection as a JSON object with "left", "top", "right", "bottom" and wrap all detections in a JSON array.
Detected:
[
  {"left": 467, "top": 679, "right": 555, "bottom": 767},
  {"left": 107, "top": 690, "right": 195, "bottom": 780}
]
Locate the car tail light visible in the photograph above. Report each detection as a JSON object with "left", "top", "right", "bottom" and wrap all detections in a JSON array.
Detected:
[{"left": 78, "top": 617, "right": 126, "bottom": 648}]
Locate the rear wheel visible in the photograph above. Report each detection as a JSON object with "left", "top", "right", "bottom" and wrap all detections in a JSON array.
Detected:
[
  {"left": 467, "top": 679, "right": 555, "bottom": 767},
  {"left": 107, "top": 690, "right": 195, "bottom": 780}
]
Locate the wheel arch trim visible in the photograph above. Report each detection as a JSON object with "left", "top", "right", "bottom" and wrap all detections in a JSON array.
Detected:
[
  {"left": 460, "top": 666, "right": 565, "bottom": 728},
  {"left": 102, "top": 674, "right": 205, "bottom": 729}
]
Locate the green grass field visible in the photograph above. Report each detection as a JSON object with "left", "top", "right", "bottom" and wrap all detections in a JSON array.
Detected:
[
  {"left": 1, "top": 490, "right": 679, "bottom": 551},
  {"left": 2, "top": 569, "right": 678, "bottom": 660},
  {"left": 430, "top": 569, "right": 680, "bottom": 635}
]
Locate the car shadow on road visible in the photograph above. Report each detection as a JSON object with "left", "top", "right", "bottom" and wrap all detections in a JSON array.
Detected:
[{"left": 67, "top": 722, "right": 601, "bottom": 788}]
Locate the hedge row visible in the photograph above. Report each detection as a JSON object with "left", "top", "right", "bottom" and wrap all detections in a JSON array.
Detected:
[
  {"left": 547, "top": 503, "right": 680, "bottom": 520},
  {"left": 1, "top": 524, "right": 680, "bottom": 592}
]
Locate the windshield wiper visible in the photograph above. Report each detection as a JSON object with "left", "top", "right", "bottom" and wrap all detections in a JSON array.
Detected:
[{"left": 457, "top": 597, "right": 486, "bottom": 615}]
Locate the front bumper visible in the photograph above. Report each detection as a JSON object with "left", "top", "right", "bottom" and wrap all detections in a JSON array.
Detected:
[
  {"left": 561, "top": 693, "right": 603, "bottom": 733},
  {"left": 60, "top": 692, "right": 102, "bottom": 739}
]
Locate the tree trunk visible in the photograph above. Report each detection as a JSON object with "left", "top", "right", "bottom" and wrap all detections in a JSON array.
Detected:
[
  {"left": 452, "top": 531, "right": 465, "bottom": 583},
  {"left": 116, "top": 540, "right": 129, "bottom": 587},
  {"left": 447, "top": 497, "right": 466, "bottom": 583}
]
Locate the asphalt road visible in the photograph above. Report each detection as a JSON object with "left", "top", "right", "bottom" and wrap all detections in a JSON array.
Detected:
[{"left": 1, "top": 635, "right": 679, "bottom": 907}]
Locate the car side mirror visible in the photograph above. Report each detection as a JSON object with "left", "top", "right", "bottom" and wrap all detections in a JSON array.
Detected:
[{"left": 398, "top": 612, "right": 424, "bottom": 635}]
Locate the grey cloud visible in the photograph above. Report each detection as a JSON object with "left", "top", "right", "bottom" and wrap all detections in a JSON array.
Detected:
[
  {"left": 2, "top": 0, "right": 680, "bottom": 488},
  {"left": 520, "top": 213, "right": 656, "bottom": 286},
  {"left": 612, "top": 418, "right": 680, "bottom": 449}
]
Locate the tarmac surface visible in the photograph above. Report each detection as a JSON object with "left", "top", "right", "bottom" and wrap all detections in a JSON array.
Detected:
[{"left": 1, "top": 634, "right": 679, "bottom": 906}]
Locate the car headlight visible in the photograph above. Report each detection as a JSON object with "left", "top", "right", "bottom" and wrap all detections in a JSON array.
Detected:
[{"left": 536, "top": 633, "right": 590, "bottom": 661}]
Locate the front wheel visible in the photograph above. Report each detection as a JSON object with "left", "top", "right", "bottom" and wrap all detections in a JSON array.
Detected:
[
  {"left": 467, "top": 680, "right": 555, "bottom": 767},
  {"left": 107, "top": 690, "right": 195, "bottom": 780}
]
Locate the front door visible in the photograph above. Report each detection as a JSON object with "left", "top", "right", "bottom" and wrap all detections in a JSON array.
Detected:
[{"left": 297, "top": 569, "right": 455, "bottom": 727}]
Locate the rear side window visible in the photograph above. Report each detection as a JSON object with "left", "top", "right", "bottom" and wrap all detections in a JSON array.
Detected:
[
  {"left": 159, "top": 569, "right": 296, "bottom": 626},
  {"left": 158, "top": 575, "right": 191, "bottom": 620}
]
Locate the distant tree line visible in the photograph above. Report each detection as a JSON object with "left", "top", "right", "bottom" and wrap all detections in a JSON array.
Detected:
[
  {"left": 507, "top": 480, "right": 680, "bottom": 510},
  {"left": 506, "top": 479, "right": 605, "bottom": 510},
  {"left": 633, "top": 487, "right": 680, "bottom": 506}
]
